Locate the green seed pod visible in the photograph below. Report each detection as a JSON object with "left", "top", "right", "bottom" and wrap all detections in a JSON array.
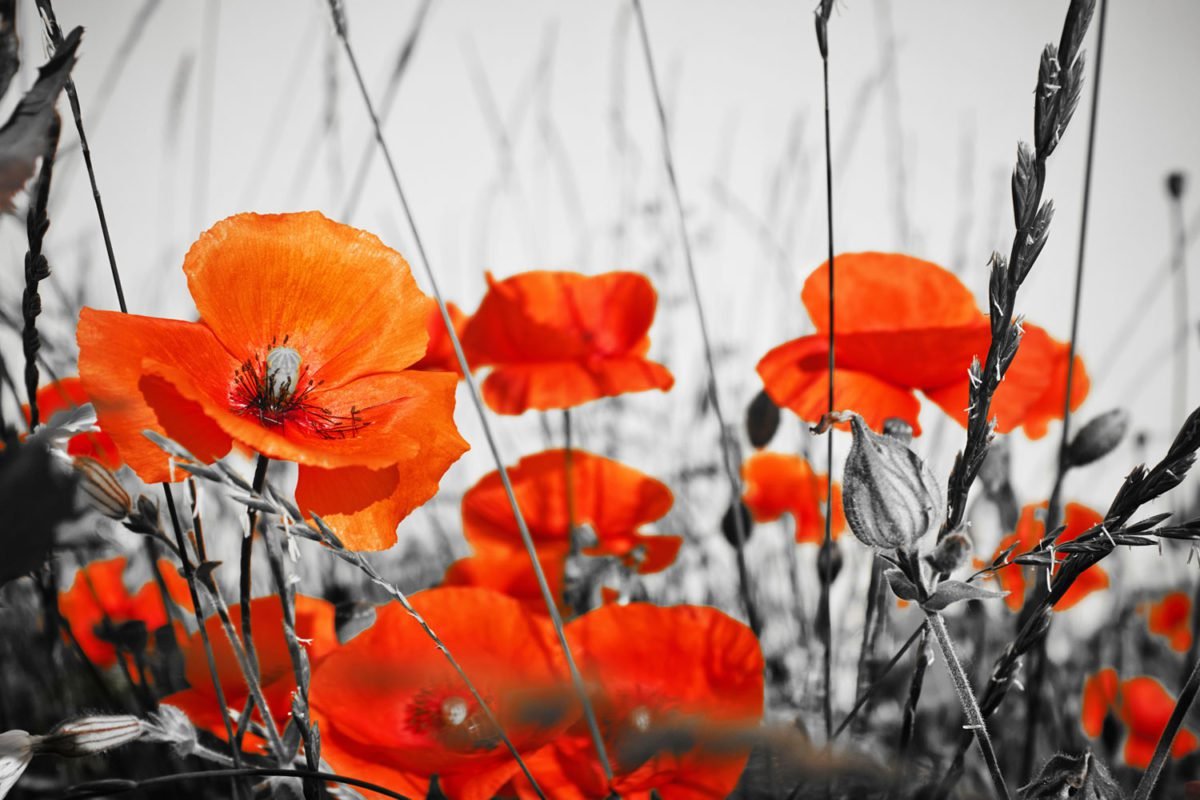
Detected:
[{"left": 842, "top": 413, "right": 943, "bottom": 552}]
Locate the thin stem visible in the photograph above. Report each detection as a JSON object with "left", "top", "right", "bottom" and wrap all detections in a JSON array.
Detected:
[
  {"left": 1132, "top": 652, "right": 1200, "bottom": 800},
  {"left": 236, "top": 453, "right": 270, "bottom": 752},
  {"left": 924, "top": 610, "right": 1011, "bottom": 800},
  {"left": 629, "top": 0, "right": 760, "bottom": 638},
  {"left": 1169, "top": 177, "right": 1190, "bottom": 433},
  {"left": 66, "top": 766, "right": 415, "bottom": 800},
  {"left": 833, "top": 622, "right": 925, "bottom": 740},
  {"left": 323, "top": 4, "right": 600, "bottom": 790},
  {"left": 191, "top": 0, "right": 219, "bottom": 231}
]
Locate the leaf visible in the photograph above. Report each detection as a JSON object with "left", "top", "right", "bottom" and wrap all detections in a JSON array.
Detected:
[
  {"left": 0, "top": 25, "right": 80, "bottom": 211},
  {"left": 884, "top": 568, "right": 921, "bottom": 602},
  {"left": 922, "top": 580, "right": 1007, "bottom": 611},
  {"left": 1019, "top": 751, "right": 1123, "bottom": 800}
]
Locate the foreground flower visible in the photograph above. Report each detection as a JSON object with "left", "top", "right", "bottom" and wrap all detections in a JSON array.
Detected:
[
  {"left": 310, "top": 587, "right": 573, "bottom": 800},
  {"left": 1146, "top": 591, "right": 1193, "bottom": 653},
  {"left": 59, "top": 557, "right": 192, "bottom": 669},
  {"left": 162, "top": 595, "right": 337, "bottom": 750},
  {"left": 740, "top": 451, "right": 844, "bottom": 544},
  {"left": 78, "top": 212, "right": 469, "bottom": 551},
  {"left": 461, "top": 271, "right": 674, "bottom": 414},
  {"left": 22, "top": 377, "right": 120, "bottom": 469},
  {"left": 411, "top": 301, "right": 469, "bottom": 376},
  {"left": 756, "top": 253, "right": 1086, "bottom": 436},
  {"left": 517, "top": 603, "right": 764, "bottom": 799},
  {"left": 444, "top": 450, "right": 681, "bottom": 607},
  {"left": 990, "top": 502, "right": 1109, "bottom": 612},
  {"left": 1081, "top": 668, "right": 1198, "bottom": 769}
]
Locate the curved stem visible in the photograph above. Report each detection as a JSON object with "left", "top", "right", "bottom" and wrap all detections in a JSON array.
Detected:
[
  {"left": 1133, "top": 652, "right": 1200, "bottom": 800},
  {"left": 66, "top": 765, "right": 415, "bottom": 800}
]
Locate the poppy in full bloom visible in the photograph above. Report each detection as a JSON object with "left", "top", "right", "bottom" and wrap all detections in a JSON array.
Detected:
[
  {"left": 59, "top": 557, "right": 192, "bottom": 669},
  {"left": 77, "top": 212, "right": 469, "bottom": 551},
  {"left": 460, "top": 271, "right": 674, "bottom": 415},
  {"left": 411, "top": 301, "right": 469, "bottom": 376},
  {"left": 740, "top": 451, "right": 845, "bottom": 544},
  {"left": 1080, "top": 668, "right": 1199, "bottom": 769},
  {"left": 516, "top": 603, "right": 764, "bottom": 800},
  {"left": 21, "top": 377, "right": 121, "bottom": 469},
  {"left": 309, "top": 587, "right": 574, "bottom": 800},
  {"left": 756, "top": 253, "right": 1087, "bottom": 437},
  {"left": 1146, "top": 591, "right": 1193, "bottom": 653},
  {"left": 443, "top": 449, "right": 681, "bottom": 607},
  {"left": 162, "top": 595, "right": 338, "bottom": 751},
  {"left": 990, "top": 502, "right": 1109, "bottom": 612}
]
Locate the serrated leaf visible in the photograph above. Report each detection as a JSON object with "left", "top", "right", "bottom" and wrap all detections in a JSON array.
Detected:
[{"left": 922, "top": 580, "right": 1007, "bottom": 611}]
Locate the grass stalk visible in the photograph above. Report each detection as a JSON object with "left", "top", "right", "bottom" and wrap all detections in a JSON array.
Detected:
[{"left": 1132, "top": 651, "right": 1200, "bottom": 800}]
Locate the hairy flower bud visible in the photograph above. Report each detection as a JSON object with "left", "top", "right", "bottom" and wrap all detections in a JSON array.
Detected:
[
  {"left": 0, "top": 730, "right": 35, "bottom": 797},
  {"left": 926, "top": 533, "right": 973, "bottom": 574},
  {"left": 73, "top": 456, "right": 131, "bottom": 520},
  {"left": 842, "top": 413, "right": 943, "bottom": 552},
  {"left": 1066, "top": 409, "right": 1129, "bottom": 468},
  {"left": 38, "top": 715, "right": 143, "bottom": 758}
]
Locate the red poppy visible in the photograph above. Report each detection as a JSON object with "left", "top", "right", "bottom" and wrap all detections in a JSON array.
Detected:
[
  {"left": 21, "top": 377, "right": 121, "bottom": 469},
  {"left": 460, "top": 271, "right": 674, "bottom": 415},
  {"left": 309, "top": 587, "right": 573, "bottom": 800},
  {"left": 1147, "top": 592, "right": 1193, "bottom": 653},
  {"left": 411, "top": 301, "right": 469, "bottom": 376},
  {"left": 517, "top": 603, "right": 764, "bottom": 799},
  {"left": 444, "top": 449, "right": 680, "bottom": 608},
  {"left": 989, "top": 502, "right": 1109, "bottom": 612},
  {"left": 77, "top": 212, "right": 469, "bottom": 551},
  {"left": 740, "top": 451, "right": 845, "bottom": 544},
  {"left": 1080, "top": 669, "right": 1198, "bottom": 769},
  {"left": 756, "top": 253, "right": 1085, "bottom": 437},
  {"left": 162, "top": 595, "right": 338, "bottom": 751},
  {"left": 59, "top": 556, "right": 192, "bottom": 669}
]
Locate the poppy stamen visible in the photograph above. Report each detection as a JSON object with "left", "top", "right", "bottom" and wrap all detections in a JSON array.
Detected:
[{"left": 405, "top": 686, "right": 501, "bottom": 753}]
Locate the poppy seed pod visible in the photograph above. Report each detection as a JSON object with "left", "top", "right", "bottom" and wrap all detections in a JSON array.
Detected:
[
  {"left": 842, "top": 413, "right": 943, "bottom": 552},
  {"left": 1065, "top": 408, "right": 1129, "bottom": 468}
]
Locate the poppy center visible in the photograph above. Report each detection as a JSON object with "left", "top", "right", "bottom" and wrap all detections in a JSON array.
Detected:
[{"left": 405, "top": 687, "right": 501, "bottom": 754}]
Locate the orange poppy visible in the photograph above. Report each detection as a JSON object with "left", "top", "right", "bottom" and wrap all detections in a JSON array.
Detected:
[
  {"left": 411, "top": 301, "right": 469, "bottom": 376},
  {"left": 162, "top": 594, "right": 338, "bottom": 751},
  {"left": 516, "top": 603, "right": 764, "bottom": 800},
  {"left": 756, "top": 253, "right": 1085, "bottom": 437},
  {"left": 460, "top": 271, "right": 674, "bottom": 415},
  {"left": 309, "top": 587, "right": 574, "bottom": 800},
  {"left": 1080, "top": 669, "right": 1198, "bottom": 769},
  {"left": 59, "top": 556, "right": 192, "bottom": 669},
  {"left": 21, "top": 377, "right": 121, "bottom": 469},
  {"left": 740, "top": 451, "right": 845, "bottom": 543},
  {"left": 76, "top": 212, "right": 469, "bottom": 551},
  {"left": 989, "top": 502, "right": 1109, "bottom": 612},
  {"left": 444, "top": 449, "right": 681, "bottom": 608},
  {"left": 1147, "top": 591, "right": 1193, "bottom": 653}
]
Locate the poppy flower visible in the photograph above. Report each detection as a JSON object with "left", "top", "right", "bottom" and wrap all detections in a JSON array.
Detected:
[
  {"left": 77, "top": 212, "right": 469, "bottom": 551},
  {"left": 162, "top": 594, "right": 338, "bottom": 751},
  {"left": 443, "top": 449, "right": 681, "bottom": 607},
  {"left": 756, "top": 253, "right": 1085, "bottom": 437},
  {"left": 740, "top": 451, "right": 845, "bottom": 544},
  {"left": 989, "top": 502, "right": 1109, "bottom": 612},
  {"left": 516, "top": 603, "right": 764, "bottom": 800},
  {"left": 21, "top": 377, "right": 121, "bottom": 469},
  {"left": 411, "top": 301, "right": 469, "bottom": 376},
  {"left": 460, "top": 271, "right": 674, "bottom": 415},
  {"left": 309, "top": 587, "right": 574, "bottom": 800},
  {"left": 1146, "top": 591, "right": 1193, "bottom": 653},
  {"left": 59, "top": 556, "right": 192, "bottom": 669},
  {"left": 1080, "top": 669, "right": 1199, "bottom": 769}
]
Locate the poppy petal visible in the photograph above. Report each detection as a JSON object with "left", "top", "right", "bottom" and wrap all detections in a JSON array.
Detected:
[
  {"left": 27, "top": 377, "right": 122, "bottom": 469},
  {"left": 442, "top": 546, "right": 571, "bottom": 611},
  {"left": 412, "top": 301, "right": 469, "bottom": 376},
  {"left": 1013, "top": 324, "right": 1090, "bottom": 440},
  {"left": 479, "top": 358, "right": 674, "bottom": 416},
  {"left": 183, "top": 212, "right": 432, "bottom": 386},
  {"left": 1081, "top": 668, "right": 1118, "bottom": 739}
]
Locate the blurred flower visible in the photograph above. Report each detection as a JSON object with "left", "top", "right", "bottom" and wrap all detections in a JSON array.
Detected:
[
  {"left": 516, "top": 603, "right": 764, "bottom": 800},
  {"left": 161, "top": 595, "right": 337, "bottom": 751},
  {"left": 444, "top": 449, "right": 680, "bottom": 608},
  {"left": 59, "top": 557, "right": 192, "bottom": 669},
  {"left": 1146, "top": 591, "right": 1193, "bottom": 653},
  {"left": 411, "top": 301, "right": 469, "bottom": 377},
  {"left": 77, "top": 212, "right": 468, "bottom": 551},
  {"left": 461, "top": 271, "right": 674, "bottom": 414},
  {"left": 756, "top": 253, "right": 1086, "bottom": 437},
  {"left": 310, "top": 587, "right": 573, "bottom": 800},
  {"left": 990, "top": 502, "right": 1109, "bottom": 612},
  {"left": 21, "top": 377, "right": 120, "bottom": 469},
  {"left": 1081, "top": 669, "right": 1198, "bottom": 769},
  {"left": 740, "top": 451, "right": 844, "bottom": 544}
]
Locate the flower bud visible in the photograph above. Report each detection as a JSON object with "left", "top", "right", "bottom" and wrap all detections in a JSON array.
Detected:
[
  {"left": 745, "top": 390, "right": 781, "bottom": 449},
  {"left": 926, "top": 533, "right": 973, "bottom": 574},
  {"left": 721, "top": 501, "right": 755, "bottom": 549},
  {"left": 841, "top": 413, "right": 943, "bottom": 552},
  {"left": 73, "top": 456, "right": 131, "bottom": 520},
  {"left": 0, "top": 730, "right": 36, "bottom": 796},
  {"left": 1065, "top": 409, "right": 1129, "bottom": 468},
  {"left": 39, "top": 715, "right": 144, "bottom": 758}
]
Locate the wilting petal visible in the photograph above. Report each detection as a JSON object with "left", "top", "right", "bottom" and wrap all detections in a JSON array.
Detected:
[
  {"left": 757, "top": 336, "right": 923, "bottom": 434},
  {"left": 1081, "top": 668, "right": 1118, "bottom": 739},
  {"left": 183, "top": 212, "right": 432, "bottom": 385},
  {"left": 801, "top": 253, "right": 980, "bottom": 334},
  {"left": 77, "top": 309, "right": 234, "bottom": 484}
]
